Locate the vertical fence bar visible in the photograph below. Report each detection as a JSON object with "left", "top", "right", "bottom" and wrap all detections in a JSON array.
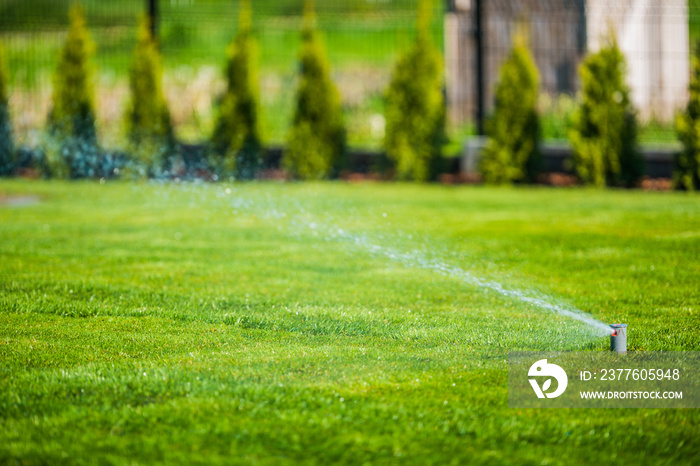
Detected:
[
  {"left": 148, "top": 0, "right": 158, "bottom": 39},
  {"left": 474, "top": 0, "right": 485, "bottom": 135}
]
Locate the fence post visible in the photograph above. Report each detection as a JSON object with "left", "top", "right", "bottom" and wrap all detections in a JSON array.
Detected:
[
  {"left": 148, "top": 0, "right": 158, "bottom": 39},
  {"left": 474, "top": 0, "right": 485, "bottom": 135}
]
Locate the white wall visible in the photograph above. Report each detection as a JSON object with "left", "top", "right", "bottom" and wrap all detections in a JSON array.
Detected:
[{"left": 586, "top": 0, "right": 689, "bottom": 121}]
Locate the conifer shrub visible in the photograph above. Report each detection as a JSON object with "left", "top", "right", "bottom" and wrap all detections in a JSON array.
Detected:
[
  {"left": 0, "top": 39, "right": 15, "bottom": 177},
  {"left": 675, "top": 42, "right": 700, "bottom": 191},
  {"left": 46, "top": 4, "right": 99, "bottom": 179},
  {"left": 211, "top": 0, "right": 262, "bottom": 180},
  {"left": 125, "top": 16, "right": 176, "bottom": 178},
  {"left": 569, "top": 34, "right": 642, "bottom": 187},
  {"left": 283, "top": 0, "right": 345, "bottom": 180},
  {"left": 480, "top": 37, "right": 541, "bottom": 184},
  {"left": 384, "top": 0, "right": 445, "bottom": 182}
]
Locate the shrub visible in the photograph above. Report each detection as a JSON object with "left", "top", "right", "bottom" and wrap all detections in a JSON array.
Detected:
[
  {"left": 283, "top": 0, "right": 345, "bottom": 180},
  {"left": 384, "top": 0, "right": 445, "bottom": 182},
  {"left": 211, "top": 0, "right": 262, "bottom": 180},
  {"left": 480, "top": 36, "right": 541, "bottom": 184},
  {"left": 569, "top": 34, "right": 642, "bottom": 187},
  {"left": 125, "top": 16, "right": 176, "bottom": 178},
  {"left": 46, "top": 4, "right": 98, "bottom": 179},
  {"left": 0, "top": 38, "right": 15, "bottom": 177},
  {"left": 674, "top": 42, "right": 700, "bottom": 191}
]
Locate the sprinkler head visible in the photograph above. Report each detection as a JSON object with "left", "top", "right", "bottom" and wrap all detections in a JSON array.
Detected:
[{"left": 610, "top": 324, "right": 628, "bottom": 353}]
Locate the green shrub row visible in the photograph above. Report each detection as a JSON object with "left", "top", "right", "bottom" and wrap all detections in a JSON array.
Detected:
[
  {"left": 1, "top": 2, "right": 699, "bottom": 189},
  {"left": 481, "top": 32, "right": 700, "bottom": 190},
  {"left": 482, "top": 33, "right": 643, "bottom": 187},
  {"left": 0, "top": 0, "right": 446, "bottom": 182}
]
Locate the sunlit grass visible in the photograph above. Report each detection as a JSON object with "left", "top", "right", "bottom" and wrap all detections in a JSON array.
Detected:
[{"left": 0, "top": 180, "right": 699, "bottom": 464}]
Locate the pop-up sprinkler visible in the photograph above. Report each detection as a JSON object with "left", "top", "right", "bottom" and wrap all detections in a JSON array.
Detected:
[{"left": 610, "top": 324, "right": 628, "bottom": 353}]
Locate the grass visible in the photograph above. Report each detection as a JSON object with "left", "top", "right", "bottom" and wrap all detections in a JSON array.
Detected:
[{"left": 1, "top": 179, "right": 699, "bottom": 464}]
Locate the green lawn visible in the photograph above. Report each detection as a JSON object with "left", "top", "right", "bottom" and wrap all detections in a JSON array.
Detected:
[{"left": 1, "top": 180, "right": 699, "bottom": 464}]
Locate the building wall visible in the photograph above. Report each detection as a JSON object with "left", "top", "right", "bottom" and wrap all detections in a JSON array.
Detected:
[
  {"left": 587, "top": 0, "right": 688, "bottom": 121},
  {"left": 445, "top": 6, "right": 476, "bottom": 124}
]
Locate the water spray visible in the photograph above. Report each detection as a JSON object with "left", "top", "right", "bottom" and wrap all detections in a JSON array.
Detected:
[
  {"left": 195, "top": 185, "right": 618, "bottom": 339},
  {"left": 610, "top": 324, "right": 628, "bottom": 353}
]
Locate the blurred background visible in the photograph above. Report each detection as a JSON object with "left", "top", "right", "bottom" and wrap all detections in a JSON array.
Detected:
[
  {"left": 0, "top": 0, "right": 445, "bottom": 151},
  {"left": 0, "top": 0, "right": 697, "bottom": 153}
]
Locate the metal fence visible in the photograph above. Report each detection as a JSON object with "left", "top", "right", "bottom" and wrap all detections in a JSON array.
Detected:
[
  {"left": 445, "top": 0, "right": 691, "bottom": 145},
  {"left": 1, "top": 0, "right": 698, "bottom": 153}
]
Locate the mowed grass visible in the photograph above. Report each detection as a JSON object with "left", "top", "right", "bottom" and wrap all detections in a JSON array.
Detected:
[{"left": 1, "top": 180, "right": 699, "bottom": 465}]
